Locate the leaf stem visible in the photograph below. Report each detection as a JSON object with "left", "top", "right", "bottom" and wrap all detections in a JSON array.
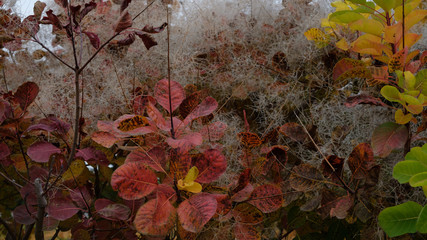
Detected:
[{"left": 167, "top": 5, "right": 175, "bottom": 139}]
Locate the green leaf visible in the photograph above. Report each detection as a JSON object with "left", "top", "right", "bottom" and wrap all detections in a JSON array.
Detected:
[
  {"left": 354, "top": 2, "right": 376, "bottom": 13},
  {"left": 378, "top": 201, "right": 422, "bottom": 237},
  {"left": 329, "top": 10, "right": 364, "bottom": 23},
  {"left": 415, "top": 69, "right": 427, "bottom": 96},
  {"left": 371, "top": 122, "right": 408, "bottom": 157},
  {"left": 373, "top": 0, "right": 398, "bottom": 12},
  {"left": 346, "top": 0, "right": 367, "bottom": 4},
  {"left": 393, "top": 160, "right": 427, "bottom": 183},
  {"left": 409, "top": 172, "right": 427, "bottom": 187},
  {"left": 405, "top": 146, "right": 427, "bottom": 166},
  {"left": 381, "top": 85, "right": 402, "bottom": 103},
  {"left": 417, "top": 205, "right": 427, "bottom": 233}
]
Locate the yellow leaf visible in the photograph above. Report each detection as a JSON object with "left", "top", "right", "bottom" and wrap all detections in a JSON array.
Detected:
[
  {"left": 184, "top": 166, "right": 199, "bottom": 182},
  {"left": 336, "top": 38, "right": 350, "bottom": 51},
  {"left": 402, "top": 9, "right": 427, "bottom": 31},
  {"left": 331, "top": 1, "right": 351, "bottom": 11},
  {"left": 398, "top": 33, "right": 422, "bottom": 49},
  {"left": 177, "top": 166, "right": 202, "bottom": 193},
  {"left": 349, "top": 18, "right": 384, "bottom": 37},
  {"left": 351, "top": 34, "right": 384, "bottom": 55},
  {"left": 304, "top": 28, "right": 330, "bottom": 48},
  {"left": 384, "top": 23, "right": 402, "bottom": 44},
  {"left": 394, "top": 0, "right": 422, "bottom": 21},
  {"left": 395, "top": 109, "right": 412, "bottom": 124}
]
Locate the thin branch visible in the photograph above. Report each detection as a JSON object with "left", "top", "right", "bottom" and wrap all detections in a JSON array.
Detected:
[
  {"left": 31, "top": 37, "right": 74, "bottom": 71},
  {"left": 22, "top": 223, "right": 34, "bottom": 240},
  {"left": 110, "top": 55, "right": 130, "bottom": 107},
  {"left": 50, "top": 228, "right": 60, "bottom": 240},
  {"left": 166, "top": 5, "right": 175, "bottom": 139},
  {"left": 79, "top": 0, "right": 158, "bottom": 73},
  {"left": 294, "top": 113, "right": 355, "bottom": 194}
]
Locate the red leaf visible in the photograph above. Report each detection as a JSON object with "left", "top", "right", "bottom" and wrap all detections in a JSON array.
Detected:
[
  {"left": 111, "top": 162, "right": 157, "bottom": 200},
  {"left": 154, "top": 79, "right": 185, "bottom": 113},
  {"left": 0, "top": 143, "right": 10, "bottom": 160},
  {"left": 232, "top": 203, "right": 264, "bottom": 224},
  {"left": 371, "top": 122, "right": 408, "bottom": 157},
  {"left": 13, "top": 204, "right": 36, "bottom": 224},
  {"left": 231, "top": 169, "right": 251, "bottom": 196},
  {"left": 344, "top": 94, "right": 388, "bottom": 108},
  {"left": 148, "top": 184, "right": 177, "bottom": 204},
  {"left": 194, "top": 149, "right": 227, "bottom": 183},
  {"left": 14, "top": 82, "right": 39, "bottom": 111},
  {"left": 83, "top": 31, "right": 100, "bottom": 49},
  {"left": 177, "top": 193, "right": 217, "bottom": 233},
  {"left": 234, "top": 223, "right": 261, "bottom": 240},
  {"left": 43, "top": 217, "right": 59, "bottom": 231},
  {"left": 95, "top": 199, "right": 130, "bottom": 221},
  {"left": 231, "top": 183, "right": 254, "bottom": 202},
  {"left": 120, "top": 0, "right": 131, "bottom": 13},
  {"left": 169, "top": 150, "right": 191, "bottom": 180},
  {"left": 183, "top": 97, "right": 218, "bottom": 126},
  {"left": 116, "top": 33, "right": 136, "bottom": 46},
  {"left": 348, "top": 143, "right": 375, "bottom": 179},
  {"left": 133, "top": 95, "right": 156, "bottom": 115},
  {"left": 213, "top": 194, "right": 232, "bottom": 216},
  {"left": 199, "top": 121, "right": 227, "bottom": 141},
  {"left": 112, "top": 114, "right": 155, "bottom": 136},
  {"left": 179, "top": 90, "right": 206, "bottom": 119},
  {"left": 146, "top": 102, "right": 167, "bottom": 130},
  {"left": 134, "top": 192, "right": 177, "bottom": 236},
  {"left": 125, "top": 146, "right": 167, "bottom": 172},
  {"left": 80, "top": 2, "right": 97, "bottom": 20},
  {"left": 76, "top": 147, "right": 109, "bottom": 166},
  {"left": 43, "top": 10, "right": 63, "bottom": 30},
  {"left": 91, "top": 131, "right": 118, "bottom": 148},
  {"left": 114, "top": 10, "right": 132, "bottom": 33},
  {"left": 27, "top": 141, "right": 61, "bottom": 163},
  {"left": 279, "top": 122, "right": 307, "bottom": 142},
  {"left": 141, "top": 23, "right": 168, "bottom": 33},
  {"left": 321, "top": 155, "right": 344, "bottom": 183},
  {"left": 166, "top": 132, "right": 203, "bottom": 152},
  {"left": 237, "top": 132, "right": 262, "bottom": 148},
  {"left": 330, "top": 194, "right": 353, "bottom": 219},
  {"left": 47, "top": 194, "right": 80, "bottom": 221},
  {"left": 135, "top": 32, "right": 157, "bottom": 50},
  {"left": 22, "top": 15, "right": 39, "bottom": 36},
  {"left": 70, "top": 186, "right": 93, "bottom": 209},
  {"left": 248, "top": 184, "right": 283, "bottom": 213}
]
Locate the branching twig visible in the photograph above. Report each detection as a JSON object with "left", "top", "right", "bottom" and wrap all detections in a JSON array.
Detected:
[
  {"left": 294, "top": 113, "right": 355, "bottom": 194},
  {"left": 166, "top": 6, "right": 175, "bottom": 139}
]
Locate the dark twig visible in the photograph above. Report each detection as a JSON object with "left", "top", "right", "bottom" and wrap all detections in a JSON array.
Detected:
[
  {"left": 166, "top": 5, "right": 175, "bottom": 139},
  {"left": 50, "top": 228, "right": 60, "bottom": 240},
  {"left": 22, "top": 223, "right": 34, "bottom": 240},
  {"left": 295, "top": 114, "right": 355, "bottom": 194},
  {"left": 0, "top": 217, "right": 17, "bottom": 240}
]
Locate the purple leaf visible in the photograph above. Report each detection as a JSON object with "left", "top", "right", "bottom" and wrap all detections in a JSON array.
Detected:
[
  {"left": 141, "top": 23, "right": 167, "bottom": 33},
  {"left": 27, "top": 141, "right": 61, "bottom": 163},
  {"left": 371, "top": 122, "right": 408, "bottom": 157},
  {"left": 135, "top": 32, "right": 157, "bottom": 50},
  {"left": 83, "top": 31, "right": 100, "bottom": 49},
  {"left": 114, "top": 11, "right": 132, "bottom": 33},
  {"left": 14, "top": 82, "right": 39, "bottom": 111},
  {"left": 76, "top": 147, "right": 109, "bottom": 166}
]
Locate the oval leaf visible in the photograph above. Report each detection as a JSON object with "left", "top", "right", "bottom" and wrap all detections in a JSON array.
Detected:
[
  {"left": 248, "top": 184, "right": 283, "bottom": 213},
  {"left": 27, "top": 141, "right": 61, "bottom": 163},
  {"left": 372, "top": 122, "right": 408, "bottom": 157},
  {"left": 154, "top": 79, "right": 185, "bottom": 113},
  {"left": 379, "top": 201, "right": 422, "bottom": 237},
  {"left": 177, "top": 193, "right": 217, "bottom": 233},
  {"left": 348, "top": 143, "right": 375, "bottom": 180},
  {"left": 111, "top": 162, "right": 157, "bottom": 200},
  {"left": 195, "top": 149, "right": 227, "bottom": 183},
  {"left": 125, "top": 146, "right": 166, "bottom": 172},
  {"left": 47, "top": 194, "right": 80, "bottom": 221},
  {"left": 14, "top": 81, "right": 39, "bottom": 110},
  {"left": 289, "top": 163, "right": 323, "bottom": 192},
  {"left": 134, "top": 193, "right": 177, "bottom": 236}
]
